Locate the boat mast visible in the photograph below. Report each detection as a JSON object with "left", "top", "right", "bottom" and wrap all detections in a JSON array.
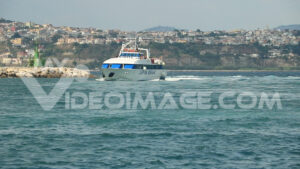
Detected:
[{"left": 135, "top": 37, "right": 137, "bottom": 50}]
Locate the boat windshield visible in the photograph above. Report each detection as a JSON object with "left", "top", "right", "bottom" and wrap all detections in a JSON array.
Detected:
[
  {"left": 120, "top": 53, "right": 141, "bottom": 57},
  {"left": 111, "top": 64, "right": 122, "bottom": 69},
  {"left": 102, "top": 64, "right": 109, "bottom": 68}
]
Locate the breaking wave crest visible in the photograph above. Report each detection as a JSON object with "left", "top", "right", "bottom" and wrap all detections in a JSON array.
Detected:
[{"left": 165, "top": 76, "right": 207, "bottom": 81}]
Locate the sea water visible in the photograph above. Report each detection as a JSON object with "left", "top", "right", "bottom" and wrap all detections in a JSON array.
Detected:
[{"left": 0, "top": 71, "right": 300, "bottom": 168}]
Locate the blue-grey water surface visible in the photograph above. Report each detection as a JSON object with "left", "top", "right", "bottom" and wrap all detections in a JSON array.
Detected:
[{"left": 0, "top": 71, "right": 300, "bottom": 168}]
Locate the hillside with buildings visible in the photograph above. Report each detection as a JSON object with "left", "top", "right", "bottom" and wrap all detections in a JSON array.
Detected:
[
  {"left": 275, "top": 24, "right": 300, "bottom": 31},
  {"left": 0, "top": 18, "right": 300, "bottom": 70}
]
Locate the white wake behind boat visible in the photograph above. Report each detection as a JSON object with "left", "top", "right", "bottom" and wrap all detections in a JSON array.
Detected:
[{"left": 101, "top": 40, "right": 167, "bottom": 81}]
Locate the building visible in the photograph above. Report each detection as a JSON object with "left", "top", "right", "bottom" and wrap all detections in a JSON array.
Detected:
[
  {"left": 1, "top": 57, "right": 22, "bottom": 65},
  {"left": 10, "top": 38, "right": 22, "bottom": 46}
]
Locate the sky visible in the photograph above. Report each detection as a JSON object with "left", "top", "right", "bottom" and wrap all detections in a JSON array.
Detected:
[{"left": 0, "top": 0, "right": 299, "bottom": 31}]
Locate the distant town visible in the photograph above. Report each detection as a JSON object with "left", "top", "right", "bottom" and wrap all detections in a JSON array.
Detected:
[{"left": 0, "top": 18, "right": 300, "bottom": 70}]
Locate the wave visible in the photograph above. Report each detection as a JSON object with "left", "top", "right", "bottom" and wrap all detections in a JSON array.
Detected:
[
  {"left": 225, "top": 75, "right": 250, "bottom": 81},
  {"left": 95, "top": 75, "right": 300, "bottom": 82},
  {"left": 95, "top": 78, "right": 105, "bottom": 81},
  {"left": 165, "top": 76, "right": 207, "bottom": 81},
  {"left": 286, "top": 76, "right": 300, "bottom": 79},
  {"left": 96, "top": 76, "right": 207, "bottom": 82}
]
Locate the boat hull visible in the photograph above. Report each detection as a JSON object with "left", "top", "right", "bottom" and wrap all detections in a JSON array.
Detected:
[{"left": 102, "top": 69, "right": 167, "bottom": 81}]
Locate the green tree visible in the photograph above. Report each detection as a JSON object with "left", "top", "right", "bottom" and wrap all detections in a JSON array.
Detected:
[
  {"left": 11, "top": 33, "right": 21, "bottom": 38},
  {"left": 51, "top": 34, "right": 62, "bottom": 43}
]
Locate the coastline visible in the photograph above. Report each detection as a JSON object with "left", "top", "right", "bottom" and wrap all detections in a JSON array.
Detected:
[
  {"left": 0, "top": 67, "right": 93, "bottom": 78},
  {"left": 2, "top": 67, "right": 300, "bottom": 79},
  {"left": 89, "top": 69, "right": 300, "bottom": 72}
]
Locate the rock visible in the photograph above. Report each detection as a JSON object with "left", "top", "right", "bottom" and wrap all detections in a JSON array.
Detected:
[
  {"left": 7, "top": 71, "right": 16, "bottom": 77},
  {"left": 16, "top": 72, "right": 25, "bottom": 77},
  {"left": 72, "top": 72, "right": 78, "bottom": 77},
  {"left": 0, "top": 67, "right": 92, "bottom": 78},
  {"left": 25, "top": 73, "right": 33, "bottom": 78}
]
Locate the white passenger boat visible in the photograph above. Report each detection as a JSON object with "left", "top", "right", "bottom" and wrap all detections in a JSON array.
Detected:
[{"left": 101, "top": 40, "right": 167, "bottom": 81}]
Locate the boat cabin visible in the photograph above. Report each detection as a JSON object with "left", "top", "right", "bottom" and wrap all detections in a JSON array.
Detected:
[{"left": 102, "top": 64, "right": 163, "bottom": 70}]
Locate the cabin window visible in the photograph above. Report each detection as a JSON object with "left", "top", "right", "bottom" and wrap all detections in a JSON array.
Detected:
[
  {"left": 102, "top": 64, "right": 109, "bottom": 69},
  {"left": 135, "top": 65, "right": 142, "bottom": 69},
  {"left": 144, "top": 65, "right": 163, "bottom": 69},
  {"left": 124, "top": 64, "right": 135, "bottom": 69},
  {"left": 111, "top": 64, "right": 122, "bottom": 69}
]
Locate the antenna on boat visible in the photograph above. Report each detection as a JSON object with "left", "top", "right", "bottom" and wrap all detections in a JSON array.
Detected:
[{"left": 135, "top": 36, "right": 137, "bottom": 50}]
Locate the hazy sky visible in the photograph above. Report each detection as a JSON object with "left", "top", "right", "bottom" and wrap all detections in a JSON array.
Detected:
[{"left": 0, "top": 0, "right": 299, "bottom": 31}]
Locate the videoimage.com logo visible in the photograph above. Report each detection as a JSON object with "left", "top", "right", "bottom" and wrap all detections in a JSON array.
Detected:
[
  {"left": 21, "top": 58, "right": 282, "bottom": 111},
  {"left": 63, "top": 91, "right": 282, "bottom": 110}
]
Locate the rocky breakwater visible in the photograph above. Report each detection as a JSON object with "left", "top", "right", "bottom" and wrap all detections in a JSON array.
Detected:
[{"left": 0, "top": 67, "right": 93, "bottom": 78}]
